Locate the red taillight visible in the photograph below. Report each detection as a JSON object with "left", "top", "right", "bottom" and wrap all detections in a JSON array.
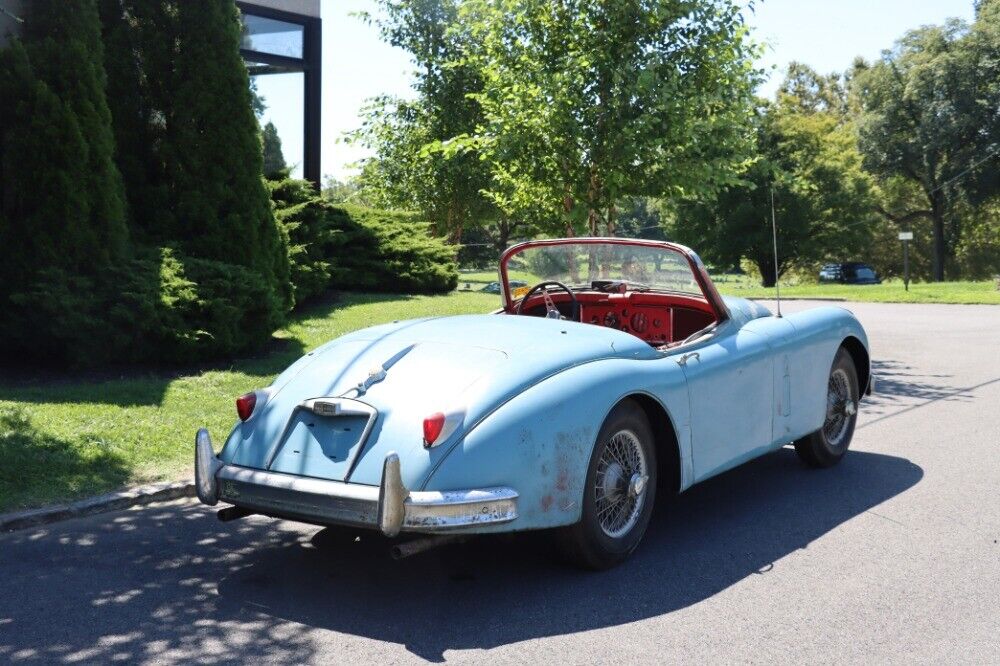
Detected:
[
  {"left": 423, "top": 412, "right": 446, "bottom": 447},
  {"left": 236, "top": 392, "right": 257, "bottom": 421}
]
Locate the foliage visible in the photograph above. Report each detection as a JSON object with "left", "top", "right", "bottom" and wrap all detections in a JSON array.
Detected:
[
  {"left": 99, "top": 0, "right": 291, "bottom": 310},
  {"left": 261, "top": 121, "right": 287, "bottom": 178},
  {"left": 270, "top": 177, "right": 459, "bottom": 299},
  {"left": 851, "top": 4, "right": 1000, "bottom": 280},
  {"left": 0, "top": 0, "right": 131, "bottom": 364},
  {"left": 331, "top": 205, "right": 460, "bottom": 293},
  {"left": 463, "top": 0, "right": 761, "bottom": 236},
  {"left": 676, "top": 89, "right": 877, "bottom": 287},
  {"left": 351, "top": 0, "right": 496, "bottom": 243},
  {"left": 0, "top": 247, "right": 282, "bottom": 368},
  {"left": 954, "top": 203, "right": 1000, "bottom": 279}
]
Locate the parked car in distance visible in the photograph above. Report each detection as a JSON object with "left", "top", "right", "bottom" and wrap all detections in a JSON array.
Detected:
[
  {"left": 482, "top": 279, "right": 527, "bottom": 294},
  {"left": 819, "top": 262, "right": 881, "bottom": 285}
]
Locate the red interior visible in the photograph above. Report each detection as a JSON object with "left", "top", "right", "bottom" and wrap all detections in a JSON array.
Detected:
[{"left": 510, "top": 291, "right": 716, "bottom": 346}]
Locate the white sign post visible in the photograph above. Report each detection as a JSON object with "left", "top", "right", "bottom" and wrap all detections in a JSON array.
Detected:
[{"left": 899, "top": 231, "right": 914, "bottom": 291}]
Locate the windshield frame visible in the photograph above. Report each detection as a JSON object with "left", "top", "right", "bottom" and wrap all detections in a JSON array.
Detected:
[{"left": 499, "top": 237, "right": 730, "bottom": 323}]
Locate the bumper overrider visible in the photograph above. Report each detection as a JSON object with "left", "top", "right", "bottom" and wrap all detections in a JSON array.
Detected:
[{"left": 194, "top": 429, "right": 518, "bottom": 537}]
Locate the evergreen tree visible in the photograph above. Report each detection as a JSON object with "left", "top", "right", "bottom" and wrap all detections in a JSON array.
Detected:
[
  {"left": 262, "top": 122, "right": 287, "bottom": 178},
  {"left": 100, "top": 0, "right": 291, "bottom": 311},
  {"left": 98, "top": 0, "right": 173, "bottom": 240},
  {"left": 0, "top": 0, "right": 130, "bottom": 359}
]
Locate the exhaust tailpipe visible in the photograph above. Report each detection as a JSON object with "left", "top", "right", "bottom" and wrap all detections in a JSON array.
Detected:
[
  {"left": 390, "top": 535, "right": 465, "bottom": 560},
  {"left": 217, "top": 505, "right": 254, "bottom": 522}
]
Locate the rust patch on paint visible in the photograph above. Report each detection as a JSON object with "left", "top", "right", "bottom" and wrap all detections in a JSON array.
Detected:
[
  {"left": 540, "top": 494, "right": 554, "bottom": 512},
  {"left": 551, "top": 426, "right": 591, "bottom": 507},
  {"left": 555, "top": 468, "right": 569, "bottom": 492}
]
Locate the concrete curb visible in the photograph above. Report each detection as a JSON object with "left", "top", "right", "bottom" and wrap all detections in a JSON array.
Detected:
[{"left": 0, "top": 480, "right": 196, "bottom": 533}]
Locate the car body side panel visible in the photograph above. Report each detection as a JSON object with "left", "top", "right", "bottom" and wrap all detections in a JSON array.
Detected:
[
  {"left": 677, "top": 324, "right": 775, "bottom": 483},
  {"left": 423, "top": 356, "right": 692, "bottom": 533},
  {"left": 742, "top": 306, "right": 870, "bottom": 445},
  {"left": 779, "top": 306, "right": 870, "bottom": 437}
]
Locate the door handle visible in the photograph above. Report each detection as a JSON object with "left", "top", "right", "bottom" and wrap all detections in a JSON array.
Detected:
[{"left": 676, "top": 352, "right": 700, "bottom": 367}]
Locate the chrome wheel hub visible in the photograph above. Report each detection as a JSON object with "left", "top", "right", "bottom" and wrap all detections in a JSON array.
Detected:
[{"left": 595, "top": 429, "right": 648, "bottom": 539}]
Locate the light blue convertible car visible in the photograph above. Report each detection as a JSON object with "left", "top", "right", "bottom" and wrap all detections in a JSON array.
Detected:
[{"left": 195, "top": 238, "right": 872, "bottom": 568}]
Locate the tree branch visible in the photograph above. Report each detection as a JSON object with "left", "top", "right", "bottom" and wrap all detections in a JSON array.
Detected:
[{"left": 875, "top": 206, "right": 932, "bottom": 225}]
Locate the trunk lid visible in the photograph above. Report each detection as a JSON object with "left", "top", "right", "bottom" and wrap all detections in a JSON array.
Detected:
[{"left": 223, "top": 314, "right": 656, "bottom": 487}]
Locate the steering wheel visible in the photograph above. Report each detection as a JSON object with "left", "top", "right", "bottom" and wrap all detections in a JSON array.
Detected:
[{"left": 515, "top": 281, "right": 579, "bottom": 321}]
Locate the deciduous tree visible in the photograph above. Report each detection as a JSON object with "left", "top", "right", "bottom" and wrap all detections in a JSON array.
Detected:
[
  {"left": 852, "top": 4, "right": 1000, "bottom": 280},
  {"left": 675, "top": 95, "right": 877, "bottom": 286},
  {"left": 465, "top": 0, "right": 761, "bottom": 236}
]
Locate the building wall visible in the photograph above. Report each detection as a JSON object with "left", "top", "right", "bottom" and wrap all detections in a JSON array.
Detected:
[{"left": 239, "top": 0, "right": 319, "bottom": 19}]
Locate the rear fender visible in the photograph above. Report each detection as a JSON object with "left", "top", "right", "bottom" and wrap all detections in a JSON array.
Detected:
[{"left": 422, "top": 357, "right": 690, "bottom": 532}]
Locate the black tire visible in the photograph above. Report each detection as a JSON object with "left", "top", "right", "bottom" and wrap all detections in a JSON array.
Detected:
[
  {"left": 557, "top": 399, "right": 657, "bottom": 570},
  {"left": 794, "top": 347, "right": 859, "bottom": 468}
]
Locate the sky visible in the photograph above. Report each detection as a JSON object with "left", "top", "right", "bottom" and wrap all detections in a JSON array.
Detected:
[{"left": 289, "top": 0, "right": 978, "bottom": 182}]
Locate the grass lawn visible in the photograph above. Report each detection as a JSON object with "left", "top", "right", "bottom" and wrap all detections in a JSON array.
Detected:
[
  {"left": 712, "top": 275, "right": 1000, "bottom": 305},
  {"left": 1, "top": 277, "right": 997, "bottom": 513},
  {"left": 461, "top": 267, "right": 1000, "bottom": 304},
  {"left": 0, "top": 291, "right": 499, "bottom": 513}
]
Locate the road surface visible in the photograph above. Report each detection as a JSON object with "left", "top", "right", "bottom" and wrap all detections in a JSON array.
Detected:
[{"left": 1, "top": 300, "right": 998, "bottom": 663}]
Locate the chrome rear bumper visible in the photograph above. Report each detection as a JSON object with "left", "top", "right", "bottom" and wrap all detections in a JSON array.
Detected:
[{"left": 194, "top": 429, "right": 518, "bottom": 537}]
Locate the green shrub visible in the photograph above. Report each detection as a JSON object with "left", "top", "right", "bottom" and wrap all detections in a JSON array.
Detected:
[
  {"left": 269, "top": 178, "right": 458, "bottom": 299},
  {"left": 0, "top": 247, "right": 282, "bottom": 367},
  {"left": 110, "top": 248, "right": 284, "bottom": 364},
  {"left": 269, "top": 178, "right": 337, "bottom": 302},
  {"left": 331, "top": 205, "right": 459, "bottom": 293}
]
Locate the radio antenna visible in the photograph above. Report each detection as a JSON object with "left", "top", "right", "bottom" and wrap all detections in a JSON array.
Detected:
[{"left": 770, "top": 189, "right": 782, "bottom": 318}]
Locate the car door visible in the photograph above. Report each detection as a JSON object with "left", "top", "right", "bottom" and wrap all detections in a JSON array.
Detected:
[{"left": 671, "top": 322, "right": 775, "bottom": 483}]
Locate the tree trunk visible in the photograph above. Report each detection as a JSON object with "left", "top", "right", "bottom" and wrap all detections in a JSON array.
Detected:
[
  {"left": 758, "top": 257, "right": 777, "bottom": 288},
  {"left": 563, "top": 193, "right": 580, "bottom": 283},
  {"left": 930, "top": 191, "right": 946, "bottom": 282}
]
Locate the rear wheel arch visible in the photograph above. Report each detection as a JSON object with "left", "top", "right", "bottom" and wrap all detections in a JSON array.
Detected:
[
  {"left": 621, "top": 394, "right": 681, "bottom": 496},
  {"left": 841, "top": 336, "right": 870, "bottom": 395}
]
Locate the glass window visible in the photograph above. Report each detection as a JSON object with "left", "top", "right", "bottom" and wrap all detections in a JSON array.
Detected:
[
  {"left": 503, "top": 242, "right": 704, "bottom": 296},
  {"left": 241, "top": 14, "right": 304, "bottom": 59},
  {"left": 250, "top": 70, "right": 304, "bottom": 178}
]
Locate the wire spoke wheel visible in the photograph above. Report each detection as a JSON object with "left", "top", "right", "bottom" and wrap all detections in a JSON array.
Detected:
[
  {"left": 794, "top": 347, "right": 860, "bottom": 469},
  {"left": 594, "top": 429, "right": 648, "bottom": 539},
  {"left": 823, "top": 368, "right": 855, "bottom": 448}
]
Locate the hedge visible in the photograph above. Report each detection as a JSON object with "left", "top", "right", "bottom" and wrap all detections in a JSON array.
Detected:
[
  {"left": 0, "top": 248, "right": 285, "bottom": 367},
  {"left": 269, "top": 178, "right": 458, "bottom": 302}
]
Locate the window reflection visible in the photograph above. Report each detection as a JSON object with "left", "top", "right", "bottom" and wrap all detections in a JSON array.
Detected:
[
  {"left": 241, "top": 14, "right": 304, "bottom": 59},
  {"left": 251, "top": 70, "right": 305, "bottom": 178}
]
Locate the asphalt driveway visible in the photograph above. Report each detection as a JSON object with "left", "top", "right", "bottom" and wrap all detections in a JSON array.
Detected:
[{"left": 1, "top": 300, "right": 998, "bottom": 664}]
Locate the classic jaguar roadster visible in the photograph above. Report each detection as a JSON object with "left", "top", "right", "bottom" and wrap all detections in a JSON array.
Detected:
[{"left": 195, "top": 238, "right": 872, "bottom": 568}]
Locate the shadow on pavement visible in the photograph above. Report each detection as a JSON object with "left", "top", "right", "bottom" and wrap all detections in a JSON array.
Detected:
[
  {"left": 215, "top": 449, "right": 922, "bottom": 661},
  {"left": 0, "top": 448, "right": 922, "bottom": 663},
  {"left": 861, "top": 359, "right": 998, "bottom": 429}
]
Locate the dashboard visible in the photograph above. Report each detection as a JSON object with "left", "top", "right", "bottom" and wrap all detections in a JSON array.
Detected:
[
  {"left": 516, "top": 291, "right": 717, "bottom": 345},
  {"left": 581, "top": 304, "right": 673, "bottom": 345}
]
